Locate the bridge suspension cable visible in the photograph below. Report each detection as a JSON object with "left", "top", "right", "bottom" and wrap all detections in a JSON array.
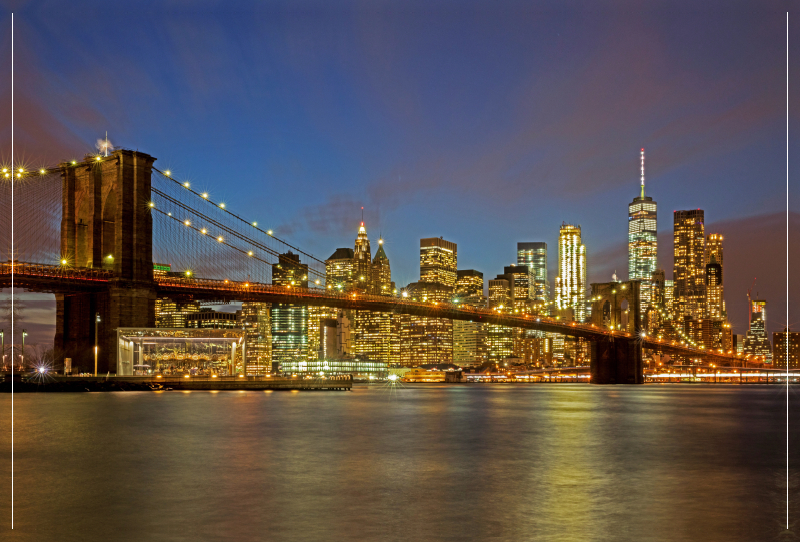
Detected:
[{"left": 152, "top": 168, "right": 327, "bottom": 267}]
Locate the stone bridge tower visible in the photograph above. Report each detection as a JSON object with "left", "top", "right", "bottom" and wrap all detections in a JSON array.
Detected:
[
  {"left": 54, "top": 150, "right": 157, "bottom": 373},
  {"left": 589, "top": 280, "right": 643, "bottom": 384}
]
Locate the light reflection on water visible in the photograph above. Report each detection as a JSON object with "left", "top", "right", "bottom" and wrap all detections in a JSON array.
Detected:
[{"left": 1, "top": 384, "right": 798, "bottom": 541}]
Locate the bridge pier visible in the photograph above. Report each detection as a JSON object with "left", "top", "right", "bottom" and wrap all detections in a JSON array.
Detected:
[
  {"left": 56, "top": 150, "right": 157, "bottom": 374},
  {"left": 590, "top": 336, "right": 643, "bottom": 384}
]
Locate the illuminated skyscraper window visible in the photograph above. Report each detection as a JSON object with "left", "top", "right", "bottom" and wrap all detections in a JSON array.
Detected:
[
  {"left": 517, "top": 242, "right": 548, "bottom": 301},
  {"left": 673, "top": 210, "right": 706, "bottom": 320},
  {"left": 555, "top": 223, "right": 586, "bottom": 322},
  {"left": 420, "top": 237, "right": 458, "bottom": 288}
]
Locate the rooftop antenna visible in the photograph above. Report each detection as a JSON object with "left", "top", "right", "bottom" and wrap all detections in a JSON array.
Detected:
[
  {"left": 640, "top": 148, "right": 645, "bottom": 198},
  {"left": 361, "top": 206, "right": 364, "bottom": 224},
  {"left": 105, "top": 131, "right": 109, "bottom": 156}
]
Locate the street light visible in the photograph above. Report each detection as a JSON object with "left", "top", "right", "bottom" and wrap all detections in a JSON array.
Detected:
[
  {"left": 21, "top": 329, "right": 27, "bottom": 371},
  {"left": 94, "top": 313, "right": 101, "bottom": 376}
]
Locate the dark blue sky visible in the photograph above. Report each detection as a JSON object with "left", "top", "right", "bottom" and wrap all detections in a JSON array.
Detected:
[{"left": 1, "top": 0, "right": 798, "bottom": 343}]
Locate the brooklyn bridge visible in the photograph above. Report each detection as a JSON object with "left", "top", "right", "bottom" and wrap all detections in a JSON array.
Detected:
[{"left": 0, "top": 149, "right": 750, "bottom": 384}]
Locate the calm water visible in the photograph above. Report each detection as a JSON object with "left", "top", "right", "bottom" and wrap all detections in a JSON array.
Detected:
[{"left": 1, "top": 384, "right": 799, "bottom": 541}]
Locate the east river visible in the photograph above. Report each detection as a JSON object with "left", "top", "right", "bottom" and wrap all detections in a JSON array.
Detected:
[{"left": 1, "top": 384, "right": 798, "bottom": 541}]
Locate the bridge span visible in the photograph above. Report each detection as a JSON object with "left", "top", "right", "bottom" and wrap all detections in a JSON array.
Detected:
[{"left": 2, "top": 149, "right": 751, "bottom": 383}]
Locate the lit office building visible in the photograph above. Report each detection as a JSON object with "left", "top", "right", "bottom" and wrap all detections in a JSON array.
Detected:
[
  {"left": 155, "top": 297, "right": 201, "bottom": 328},
  {"left": 240, "top": 302, "right": 271, "bottom": 374},
  {"left": 673, "top": 210, "right": 706, "bottom": 320},
  {"left": 354, "top": 221, "right": 373, "bottom": 292},
  {"left": 517, "top": 242, "right": 548, "bottom": 301},
  {"left": 486, "top": 276, "right": 514, "bottom": 364},
  {"left": 453, "top": 270, "right": 486, "bottom": 367},
  {"left": 744, "top": 298, "right": 771, "bottom": 362},
  {"left": 372, "top": 238, "right": 395, "bottom": 295},
  {"left": 271, "top": 252, "right": 309, "bottom": 366},
  {"left": 628, "top": 149, "right": 658, "bottom": 314},
  {"left": 325, "top": 248, "right": 355, "bottom": 292},
  {"left": 701, "top": 318, "right": 731, "bottom": 352},
  {"left": 186, "top": 308, "right": 240, "bottom": 329},
  {"left": 503, "top": 265, "right": 531, "bottom": 312},
  {"left": 773, "top": 329, "right": 799, "bottom": 369},
  {"left": 555, "top": 223, "right": 587, "bottom": 322},
  {"left": 705, "top": 234, "right": 725, "bottom": 318},
  {"left": 420, "top": 237, "right": 458, "bottom": 288},
  {"left": 399, "top": 281, "right": 454, "bottom": 366}
]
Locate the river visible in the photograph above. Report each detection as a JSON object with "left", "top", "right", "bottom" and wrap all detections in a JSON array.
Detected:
[{"left": 1, "top": 384, "right": 798, "bottom": 541}]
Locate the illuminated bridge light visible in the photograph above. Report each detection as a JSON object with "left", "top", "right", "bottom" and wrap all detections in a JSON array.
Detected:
[
  {"left": 217, "top": 236, "right": 223, "bottom": 242},
  {"left": 148, "top": 202, "right": 155, "bottom": 208},
  {"left": 165, "top": 170, "right": 171, "bottom": 176},
  {"left": 184, "top": 220, "right": 191, "bottom": 226},
  {"left": 267, "top": 230, "right": 273, "bottom": 235},
  {"left": 201, "top": 228, "right": 207, "bottom": 234},
  {"left": 219, "top": 203, "right": 225, "bottom": 209},
  {"left": 252, "top": 222, "right": 257, "bottom": 227},
  {"left": 40, "top": 169, "right": 46, "bottom": 174},
  {"left": 183, "top": 182, "right": 190, "bottom": 188},
  {"left": 202, "top": 193, "right": 208, "bottom": 198},
  {"left": 247, "top": 251, "right": 253, "bottom": 256}
]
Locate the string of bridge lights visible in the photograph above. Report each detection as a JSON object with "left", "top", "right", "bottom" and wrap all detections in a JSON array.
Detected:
[
  {"left": 149, "top": 205, "right": 322, "bottom": 287},
  {"left": 151, "top": 167, "right": 328, "bottom": 269}
]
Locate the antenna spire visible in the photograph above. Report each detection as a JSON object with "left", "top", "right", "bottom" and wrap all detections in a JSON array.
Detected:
[
  {"left": 640, "top": 148, "right": 645, "bottom": 198},
  {"left": 361, "top": 206, "right": 364, "bottom": 223}
]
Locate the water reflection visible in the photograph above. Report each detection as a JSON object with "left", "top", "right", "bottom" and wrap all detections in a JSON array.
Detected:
[{"left": 0, "top": 385, "right": 797, "bottom": 541}]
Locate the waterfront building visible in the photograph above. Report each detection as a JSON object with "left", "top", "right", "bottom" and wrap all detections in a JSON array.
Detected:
[
  {"left": 554, "top": 223, "right": 587, "bottom": 322},
  {"left": 517, "top": 242, "right": 548, "bottom": 301},
  {"left": 744, "top": 298, "right": 771, "bottom": 362},
  {"left": 673, "top": 210, "right": 706, "bottom": 321},
  {"left": 453, "top": 270, "right": 486, "bottom": 367},
  {"left": 240, "top": 302, "right": 271, "bottom": 374},
  {"left": 420, "top": 237, "right": 458, "bottom": 288},
  {"left": 399, "top": 281, "right": 454, "bottom": 366},
  {"left": 155, "top": 297, "right": 201, "bottom": 328},
  {"left": 271, "top": 252, "right": 309, "bottom": 366},
  {"left": 773, "top": 328, "right": 799, "bottom": 369},
  {"left": 628, "top": 149, "right": 657, "bottom": 314},
  {"left": 705, "top": 234, "right": 725, "bottom": 319}
]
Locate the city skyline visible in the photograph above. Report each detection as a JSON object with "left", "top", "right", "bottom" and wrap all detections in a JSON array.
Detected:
[{"left": 1, "top": 3, "right": 797, "bottom": 347}]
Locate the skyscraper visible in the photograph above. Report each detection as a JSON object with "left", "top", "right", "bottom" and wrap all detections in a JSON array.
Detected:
[
  {"left": 420, "top": 237, "right": 458, "bottom": 288},
  {"left": 271, "top": 252, "right": 309, "bottom": 366},
  {"left": 240, "top": 302, "right": 271, "bottom": 374},
  {"left": 628, "top": 149, "right": 657, "bottom": 313},
  {"left": 354, "top": 221, "right": 372, "bottom": 292},
  {"left": 673, "top": 210, "right": 706, "bottom": 320},
  {"left": 517, "top": 242, "right": 548, "bottom": 301},
  {"left": 555, "top": 223, "right": 587, "bottom": 322},
  {"left": 744, "top": 298, "right": 771, "bottom": 362},
  {"left": 705, "top": 233, "right": 725, "bottom": 318},
  {"left": 773, "top": 328, "right": 799, "bottom": 369},
  {"left": 453, "top": 270, "right": 486, "bottom": 366}
]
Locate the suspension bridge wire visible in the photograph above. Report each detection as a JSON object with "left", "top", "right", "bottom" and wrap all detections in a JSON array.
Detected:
[
  {"left": 150, "top": 187, "right": 326, "bottom": 283},
  {"left": 151, "top": 167, "right": 328, "bottom": 267}
]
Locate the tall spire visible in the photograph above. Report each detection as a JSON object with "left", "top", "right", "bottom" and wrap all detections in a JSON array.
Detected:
[{"left": 640, "top": 148, "right": 645, "bottom": 199}]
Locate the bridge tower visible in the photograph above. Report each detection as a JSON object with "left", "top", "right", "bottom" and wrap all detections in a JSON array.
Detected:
[
  {"left": 55, "top": 150, "right": 157, "bottom": 373},
  {"left": 589, "top": 280, "right": 643, "bottom": 384}
]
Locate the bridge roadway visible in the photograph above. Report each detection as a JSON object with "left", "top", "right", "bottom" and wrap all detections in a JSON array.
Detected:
[{"left": 2, "top": 262, "right": 748, "bottom": 366}]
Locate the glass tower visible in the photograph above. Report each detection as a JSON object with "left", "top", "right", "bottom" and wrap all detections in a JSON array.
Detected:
[
  {"left": 420, "top": 237, "right": 458, "bottom": 288},
  {"left": 555, "top": 223, "right": 587, "bottom": 322},
  {"left": 628, "top": 149, "right": 657, "bottom": 314},
  {"left": 517, "top": 242, "right": 548, "bottom": 302}
]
